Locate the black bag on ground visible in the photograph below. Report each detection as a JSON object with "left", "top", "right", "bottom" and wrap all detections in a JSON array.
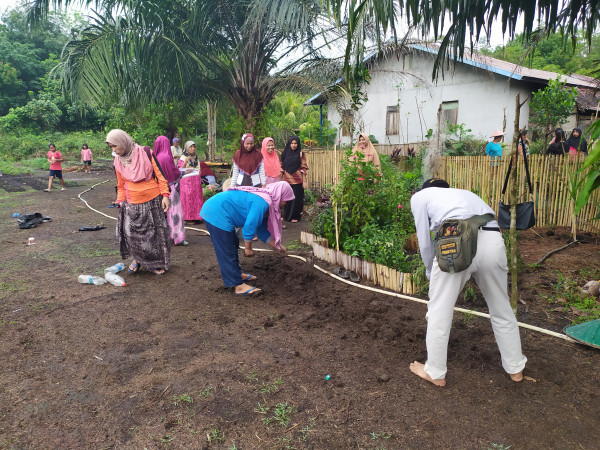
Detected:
[
  {"left": 434, "top": 213, "right": 493, "bottom": 273},
  {"left": 498, "top": 134, "right": 536, "bottom": 229},
  {"left": 17, "top": 213, "right": 52, "bottom": 229}
]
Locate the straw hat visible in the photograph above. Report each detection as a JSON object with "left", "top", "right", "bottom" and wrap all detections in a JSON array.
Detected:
[{"left": 490, "top": 130, "right": 504, "bottom": 138}]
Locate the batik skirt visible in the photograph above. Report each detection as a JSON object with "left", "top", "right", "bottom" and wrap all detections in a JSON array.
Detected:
[
  {"left": 167, "top": 182, "right": 186, "bottom": 245},
  {"left": 118, "top": 195, "right": 171, "bottom": 270}
]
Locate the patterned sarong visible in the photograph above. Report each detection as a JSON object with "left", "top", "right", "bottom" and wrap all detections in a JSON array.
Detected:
[
  {"left": 118, "top": 196, "right": 171, "bottom": 270},
  {"left": 167, "top": 182, "right": 185, "bottom": 245}
]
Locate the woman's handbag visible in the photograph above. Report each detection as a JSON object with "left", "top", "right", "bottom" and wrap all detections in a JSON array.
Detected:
[{"left": 498, "top": 135, "right": 536, "bottom": 229}]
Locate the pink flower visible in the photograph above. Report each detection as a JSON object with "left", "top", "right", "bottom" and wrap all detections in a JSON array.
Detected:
[{"left": 397, "top": 204, "right": 403, "bottom": 208}]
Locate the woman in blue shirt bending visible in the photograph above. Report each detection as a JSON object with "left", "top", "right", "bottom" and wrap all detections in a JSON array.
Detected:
[{"left": 200, "top": 181, "right": 295, "bottom": 296}]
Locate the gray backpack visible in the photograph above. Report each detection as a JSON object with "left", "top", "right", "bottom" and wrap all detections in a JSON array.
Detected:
[{"left": 434, "top": 214, "right": 494, "bottom": 273}]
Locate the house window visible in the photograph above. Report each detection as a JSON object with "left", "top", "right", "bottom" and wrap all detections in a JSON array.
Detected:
[
  {"left": 341, "top": 109, "right": 354, "bottom": 137},
  {"left": 441, "top": 101, "right": 459, "bottom": 126},
  {"left": 386, "top": 106, "right": 399, "bottom": 135}
]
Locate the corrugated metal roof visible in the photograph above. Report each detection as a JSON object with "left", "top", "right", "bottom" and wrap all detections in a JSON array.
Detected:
[
  {"left": 410, "top": 43, "right": 599, "bottom": 88},
  {"left": 304, "top": 42, "right": 599, "bottom": 105}
]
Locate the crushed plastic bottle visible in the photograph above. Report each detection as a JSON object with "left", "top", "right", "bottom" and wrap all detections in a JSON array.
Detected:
[
  {"left": 104, "top": 272, "right": 126, "bottom": 287},
  {"left": 78, "top": 275, "right": 107, "bottom": 285},
  {"left": 104, "top": 262, "right": 125, "bottom": 274}
]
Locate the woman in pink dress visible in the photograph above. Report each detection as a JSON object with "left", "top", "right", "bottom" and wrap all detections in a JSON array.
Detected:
[{"left": 177, "top": 141, "right": 205, "bottom": 223}]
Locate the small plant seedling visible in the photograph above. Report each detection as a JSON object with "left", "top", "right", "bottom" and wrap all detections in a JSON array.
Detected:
[
  {"left": 207, "top": 425, "right": 225, "bottom": 443},
  {"left": 272, "top": 402, "right": 293, "bottom": 426},
  {"left": 463, "top": 285, "right": 477, "bottom": 303},
  {"left": 255, "top": 402, "right": 269, "bottom": 414},
  {"left": 299, "top": 417, "right": 316, "bottom": 441},
  {"left": 488, "top": 444, "right": 512, "bottom": 450},
  {"left": 159, "top": 435, "right": 174, "bottom": 443},
  {"left": 198, "top": 386, "right": 213, "bottom": 398},
  {"left": 463, "top": 312, "right": 475, "bottom": 326},
  {"left": 172, "top": 393, "right": 193, "bottom": 406},
  {"left": 256, "top": 376, "right": 284, "bottom": 394},
  {"left": 370, "top": 431, "right": 392, "bottom": 440},
  {"left": 246, "top": 370, "right": 259, "bottom": 382}
]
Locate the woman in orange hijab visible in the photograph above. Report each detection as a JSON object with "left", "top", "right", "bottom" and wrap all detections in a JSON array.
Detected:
[{"left": 350, "top": 133, "right": 382, "bottom": 178}]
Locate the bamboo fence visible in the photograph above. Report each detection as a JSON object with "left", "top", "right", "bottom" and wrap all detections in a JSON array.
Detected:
[
  {"left": 433, "top": 155, "right": 600, "bottom": 233},
  {"left": 301, "top": 231, "right": 421, "bottom": 294},
  {"left": 305, "top": 151, "right": 600, "bottom": 232}
]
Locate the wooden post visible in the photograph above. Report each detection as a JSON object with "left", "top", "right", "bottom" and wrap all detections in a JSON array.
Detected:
[
  {"left": 508, "top": 93, "right": 527, "bottom": 313},
  {"left": 333, "top": 198, "right": 340, "bottom": 251},
  {"left": 206, "top": 100, "right": 217, "bottom": 161}
]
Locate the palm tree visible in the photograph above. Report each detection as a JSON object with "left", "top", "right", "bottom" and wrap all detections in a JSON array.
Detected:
[{"left": 29, "top": 0, "right": 345, "bottom": 130}]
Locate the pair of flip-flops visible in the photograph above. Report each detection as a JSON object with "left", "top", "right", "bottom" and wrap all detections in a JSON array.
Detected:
[
  {"left": 333, "top": 267, "right": 361, "bottom": 283},
  {"left": 128, "top": 262, "right": 166, "bottom": 275}
]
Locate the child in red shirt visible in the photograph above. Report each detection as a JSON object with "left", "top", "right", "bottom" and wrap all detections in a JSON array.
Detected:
[{"left": 44, "top": 143, "right": 67, "bottom": 192}]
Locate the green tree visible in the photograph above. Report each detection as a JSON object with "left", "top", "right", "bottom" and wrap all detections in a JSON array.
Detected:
[
  {"left": 29, "top": 0, "right": 344, "bottom": 131},
  {"left": 0, "top": 6, "right": 71, "bottom": 114},
  {"left": 529, "top": 77, "right": 577, "bottom": 150},
  {"left": 481, "top": 31, "right": 600, "bottom": 76}
]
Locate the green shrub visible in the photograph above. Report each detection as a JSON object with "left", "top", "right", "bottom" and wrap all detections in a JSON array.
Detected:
[
  {"left": 0, "top": 161, "right": 33, "bottom": 175},
  {"left": 310, "top": 149, "right": 422, "bottom": 269},
  {"left": 0, "top": 131, "right": 109, "bottom": 161},
  {"left": 343, "top": 223, "right": 419, "bottom": 271}
]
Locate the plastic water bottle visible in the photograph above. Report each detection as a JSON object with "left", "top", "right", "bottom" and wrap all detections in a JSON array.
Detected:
[
  {"left": 78, "top": 275, "right": 107, "bottom": 285},
  {"left": 104, "top": 262, "right": 125, "bottom": 274},
  {"left": 105, "top": 272, "right": 126, "bottom": 287}
]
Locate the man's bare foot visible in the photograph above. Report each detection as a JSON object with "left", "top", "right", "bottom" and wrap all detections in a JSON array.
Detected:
[
  {"left": 409, "top": 361, "right": 446, "bottom": 387},
  {"left": 510, "top": 371, "right": 523, "bottom": 382}
]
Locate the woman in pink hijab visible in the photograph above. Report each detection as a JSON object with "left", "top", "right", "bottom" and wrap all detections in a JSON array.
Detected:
[
  {"left": 108, "top": 129, "right": 171, "bottom": 275},
  {"left": 261, "top": 137, "right": 282, "bottom": 184}
]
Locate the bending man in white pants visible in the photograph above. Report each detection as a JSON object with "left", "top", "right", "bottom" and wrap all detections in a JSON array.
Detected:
[{"left": 410, "top": 178, "right": 527, "bottom": 387}]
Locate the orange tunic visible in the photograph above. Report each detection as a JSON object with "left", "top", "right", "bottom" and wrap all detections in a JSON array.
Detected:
[{"left": 116, "top": 157, "right": 170, "bottom": 204}]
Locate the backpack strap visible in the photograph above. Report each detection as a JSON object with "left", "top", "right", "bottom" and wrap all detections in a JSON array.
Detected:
[
  {"left": 466, "top": 213, "right": 495, "bottom": 228},
  {"left": 502, "top": 134, "right": 533, "bottom": 195}
]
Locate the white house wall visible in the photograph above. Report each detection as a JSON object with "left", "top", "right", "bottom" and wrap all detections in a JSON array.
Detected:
[{"left": 328, "top": 50, "right": 533, "bottom": 146}]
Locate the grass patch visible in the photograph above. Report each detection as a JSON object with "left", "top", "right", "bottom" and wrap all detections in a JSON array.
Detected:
[
  {"left": 0, "top": 161, "right": 33, "bottom": 175},
  {"left": 0, "top": 281, "right": 29, "bottom": 299},
  {"left": 543, "top": 270, "right": 600, "bottom": 324},
  {"left": 255, "top": 375, "right": 284, "bottom": 394},
  {"left": 19, "top": 157, "right": 50, "bottom": 171},
  {"left": 71, "top": 243, "right": 120, "bottom": 258}
]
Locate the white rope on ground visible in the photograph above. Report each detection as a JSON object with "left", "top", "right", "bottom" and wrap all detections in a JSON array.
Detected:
[
  {"left": 77, "top": 180, "right": 211, "bottom": 235},
  {"left": 78, "top": 182, "right": 576, "bottom": 344}
]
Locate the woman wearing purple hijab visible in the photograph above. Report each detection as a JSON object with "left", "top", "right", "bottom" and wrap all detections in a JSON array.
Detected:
[
  {"left": 154, "top": 136, "right": 187, "bottom": 245},
  {"left": 200, "top": 181, "right": 294, "bottom": 296}
]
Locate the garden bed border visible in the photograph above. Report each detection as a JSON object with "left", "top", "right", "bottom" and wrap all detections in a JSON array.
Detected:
[{"left": 300, "top": 231, "right": 422, "bottom": 294}]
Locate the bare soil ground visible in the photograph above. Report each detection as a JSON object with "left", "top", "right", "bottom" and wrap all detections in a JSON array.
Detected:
[{"left": 0, "top": 164, "right": 599, "bottom": 449}]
